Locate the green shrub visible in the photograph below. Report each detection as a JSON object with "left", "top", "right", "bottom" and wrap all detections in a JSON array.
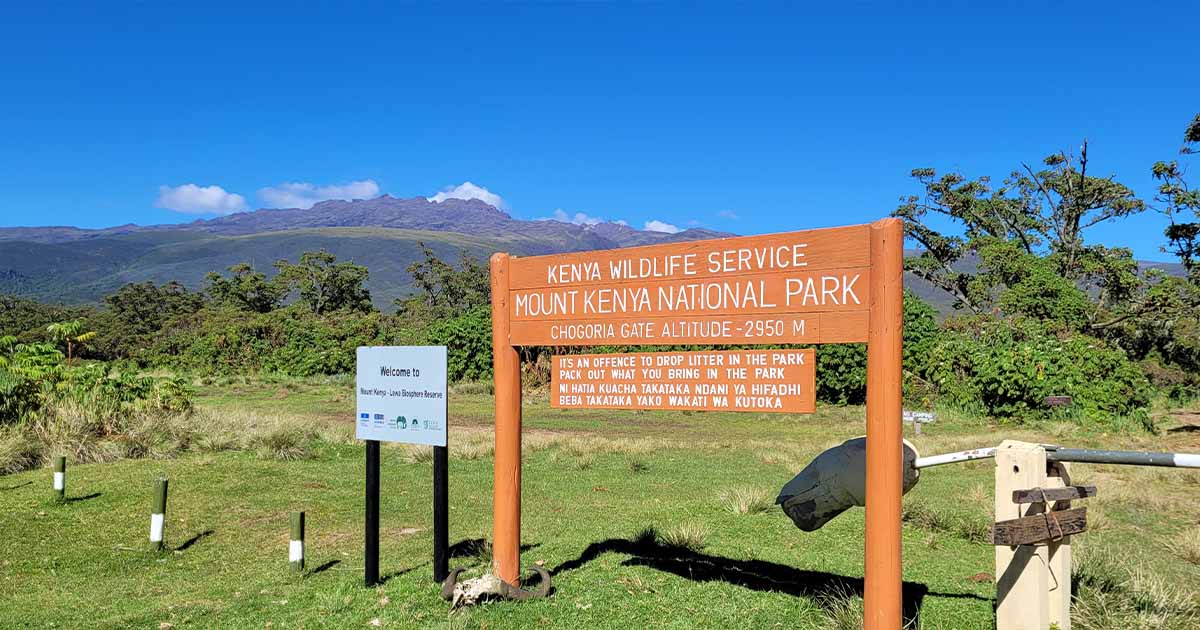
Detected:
[
  {"left": 426, "top": 305, "right": 492, "bottom": 382},
  {"left": 922, "top": 317, "right": 1152, "bottom": 422},
  {"left": 816, "top": 292, "right": 942, "bottom": 405},
  {"left": 0, "top": 369, "right": 40, "bottom": 424},
  {"left": 146, "top": 307, "right": 416, "bottom": 377}
]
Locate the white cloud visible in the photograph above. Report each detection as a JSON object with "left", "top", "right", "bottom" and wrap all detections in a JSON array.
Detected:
[
  {"left": 155, "top": 184, "right": 247, "bottom": 215},
  {"left": 644, "top": 219, "right": 681, "bottom": 234},
  {"left": 539, "top": 209, "right": 636, "bottom": 228},
  {"left": 717, "top": 210, "right": 740, "bottom": 220},
  {"left": 427, "top": 181, "right": 506, "bottom": 208},
  {"left": 258, "top": 179, "right": 380, "bottom": 209},
  {"left": 548, "top": 208, "right": 603, "bottom": 225}
]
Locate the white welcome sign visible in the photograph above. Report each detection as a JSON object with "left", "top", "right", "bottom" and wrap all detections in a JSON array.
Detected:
[{"left": 356, "top": 346, "right": 448, "bottom": 446}]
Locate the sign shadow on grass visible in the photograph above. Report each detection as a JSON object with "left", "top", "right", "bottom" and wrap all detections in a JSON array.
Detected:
[
  {"left": 66, "top": 492, "right": 102, "bottom": 503},
  {"left": 175, "top": 529, "right": 215, "bottom": 552},
  {"left": 448, "top": 538, "right": 539, "bottom": 560},
  {"left": 550, "top": 528, "right": 989, "bottom": 626},
  {"left": 309, "top": 559, "right": 341, "bottom": 574}
]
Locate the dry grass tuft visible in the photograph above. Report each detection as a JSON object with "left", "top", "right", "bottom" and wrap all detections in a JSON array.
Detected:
[
  {"left": 0, "top": 428, "right": 42, "bottom": 474},
  {"left": 402, "top": 445, "right": 434, "bottom": 464},
  {"left": 250, "top": 425, "right": 315, "bottom": 461},
  {"left": 626, "top": 457, "right": 649, "bottom": 473},
  {"left": 1173, "top": 528, "right": 1200, "bottom": 565},
  {"left": 967, "top": 482, "right": 990, "bottom": 506},
  {"left": 901, "top": 497, "right": 990, "bottom": 543},
  {"left": 717, "top": 485, "right": 773, "bottom": 515},
  {"left": 658, "top": 522, "right": 708, "bottom": 551},
  {"left": 1072, "top": 545, "right": 1200, "bottom": 630},
  {"left": 816, "top": 585, "right": 864, "bottom": 630}
]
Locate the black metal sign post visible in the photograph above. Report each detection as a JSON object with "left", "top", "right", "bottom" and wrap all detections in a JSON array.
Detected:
[
  {"left": 433, "top": 444, "right": 448, "bottom": 583},
  {"left": 365, "top": 439, "right": 380, "bottom": 587}
]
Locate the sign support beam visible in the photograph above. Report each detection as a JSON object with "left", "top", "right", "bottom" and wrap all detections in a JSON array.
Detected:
[
  {"left": 865, "top": 218, "right": 904, "bottom": 629},
  {"left": 491, "top": 252, "right": 523, "bottom": 586},
  {"left": 433, "top": 444, "right": 449, "bottom": 583},
  {"left": 364, "top": 439, "right": 380, "bottom": 587}
]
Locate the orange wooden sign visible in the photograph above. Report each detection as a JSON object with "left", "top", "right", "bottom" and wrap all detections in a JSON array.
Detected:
[
  {"left": 504, "top": 225, "right": 871, "bottom": 346},
  {"left": 490, "top": 219, "right": 906, "bottom": 629},
  {"left": 551, "top": 349, "right": 816, "bottom": 413}
]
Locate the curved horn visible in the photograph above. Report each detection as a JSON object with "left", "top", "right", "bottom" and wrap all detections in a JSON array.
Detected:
[
  {"left": 440, "top": 568, "right": 465, "bottom": 601},
  {"left": 500, "top": 565, "right": 553, "bottom": 600}
]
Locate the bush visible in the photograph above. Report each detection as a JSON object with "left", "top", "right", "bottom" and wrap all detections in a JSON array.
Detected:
[
  {"left": 0, "top": 369, "right": 40, "bottom": 424},
  {"left": 922, "top": 316, "right": 1153, "bottom": 421},
  {"left": 426, "top": 305, "right": 492, "bottom": 382},
  {"left": 146, "top": 307, "right": 418, "bottom": 377},
  {"left": 815, "top": 292, "right": 941, "bottom": 404},
  {"left": 0, "top": 343, "right": 198, "bottom": 472}
]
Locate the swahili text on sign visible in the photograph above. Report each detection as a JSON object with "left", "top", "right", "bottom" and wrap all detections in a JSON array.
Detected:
[{"left": 551, "top": 349, "right": 816, "bottom": 414}]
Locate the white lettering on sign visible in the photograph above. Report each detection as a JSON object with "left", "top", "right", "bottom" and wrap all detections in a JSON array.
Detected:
[
  {"left": 512, "top": 272, "right": 866, "bottom": 320},
  {"left": 552, "top": 349, "right": 815, "bottom": 413}
]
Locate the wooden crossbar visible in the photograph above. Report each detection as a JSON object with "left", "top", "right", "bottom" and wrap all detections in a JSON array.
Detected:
[
  {"left": 1011, "top": 485, "right": 1097, "bottom": 504},
  {"left": 991, "top": 507, "right": 1087, "bottom": 546}
]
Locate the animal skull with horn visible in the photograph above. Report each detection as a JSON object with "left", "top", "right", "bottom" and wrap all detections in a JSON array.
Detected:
[{"left": 441, "top": 566, "right": 552, "bottom": 607}]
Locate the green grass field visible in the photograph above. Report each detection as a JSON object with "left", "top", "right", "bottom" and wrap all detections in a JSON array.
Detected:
[{"left": 2, "top": 379, "right": 1199, "bottom": 628}]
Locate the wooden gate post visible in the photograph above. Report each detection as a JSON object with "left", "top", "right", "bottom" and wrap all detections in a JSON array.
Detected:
[
  {"left": 1046, "top": 460, "right": 1072, "bottom": 629},
  {"left": 994, "top": 440, "right": 1050, "bottom": 629},
  {"left": 864, "top": 218, "right": 904, "bottom": 630},
  {"left": 491, "top": 253, "right": 523, "bottom": 586}
]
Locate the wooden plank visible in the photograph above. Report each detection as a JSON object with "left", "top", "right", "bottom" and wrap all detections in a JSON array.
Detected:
[
  {"left": 505, "top": 225, "right": 874, "bottom": 347},
  {"left": 1011, "top": 485, "right": 1096, "bottom": 504},
  {"left": 509, "top": 224, "right": 871, "bottom": 290},
  {"left": 550, "top": 349, "right": 815, "bottom": 413},
  {"left": 991, "top": 507, "right": 1087, "bottom": 546}
]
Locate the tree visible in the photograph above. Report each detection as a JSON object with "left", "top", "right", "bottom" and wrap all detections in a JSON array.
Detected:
[
  {"left": 0, "top": 334, "right": 16, "bottom": 368},
  {"left": 98, "top": 281, "right": 205, "bottom": 359},
  {"left": 274, "top": 250, "right": 372, "bottom": 315},
  {"left": 205, "top": 263, "right": 284, "bottom": 313},
  {"left": 105, "top": 281, "right": 204, "bottom": 337},
  {"left": 396, "top": 243, "right": 490, "bottom": 318},
  {"left": 1157, "top": 113, "right": 1200, "bottom": 284},
  {"left": 45, "top": 319, "right": 96, "bottom": 364},
  {"left": 894, "top": 141, "right": 1151, "bottom": 332}
]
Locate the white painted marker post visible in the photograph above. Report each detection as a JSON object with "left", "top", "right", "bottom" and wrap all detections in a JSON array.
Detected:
[
  {"left": 52, "top": 456, "right": 66, "bottom": 502},
  {"left": 150, "top": 478, "right": 168, "bottom": 552},
  {"left": 290, "top": 512, "right": 305, "bottom": 572}
]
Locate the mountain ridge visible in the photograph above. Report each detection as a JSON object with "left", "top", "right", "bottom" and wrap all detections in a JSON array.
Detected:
[
  {"left": 0, "top": 196, "right": 1185, "bottom": 313},
  {"left": 0, "top": 196, "right": 735, "bottom": 307},
  {"left": 0, "top": 196, "right": 730, "bottom": 250}
]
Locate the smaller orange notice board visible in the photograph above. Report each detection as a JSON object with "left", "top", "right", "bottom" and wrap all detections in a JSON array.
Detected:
[{"left": 551, "top": 349, "right": 815, "bottom": 413}]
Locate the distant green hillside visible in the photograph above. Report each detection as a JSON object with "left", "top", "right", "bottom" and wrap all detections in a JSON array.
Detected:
[
  {"left": 0, "top": 227, "right": 545, "bottom": 308},
  {"left": 13, "top": 223, "right": 1165, "bottom": 316}
]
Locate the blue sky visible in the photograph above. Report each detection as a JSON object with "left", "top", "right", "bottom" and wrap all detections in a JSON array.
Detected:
[{"left": 0, "top": 3, "right": 1196, "bottom": 260}]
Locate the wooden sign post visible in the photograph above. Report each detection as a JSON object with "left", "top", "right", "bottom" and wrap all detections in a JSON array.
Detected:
[{"left": 490, "top": 219, "right": 904, "bottom": 628}]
